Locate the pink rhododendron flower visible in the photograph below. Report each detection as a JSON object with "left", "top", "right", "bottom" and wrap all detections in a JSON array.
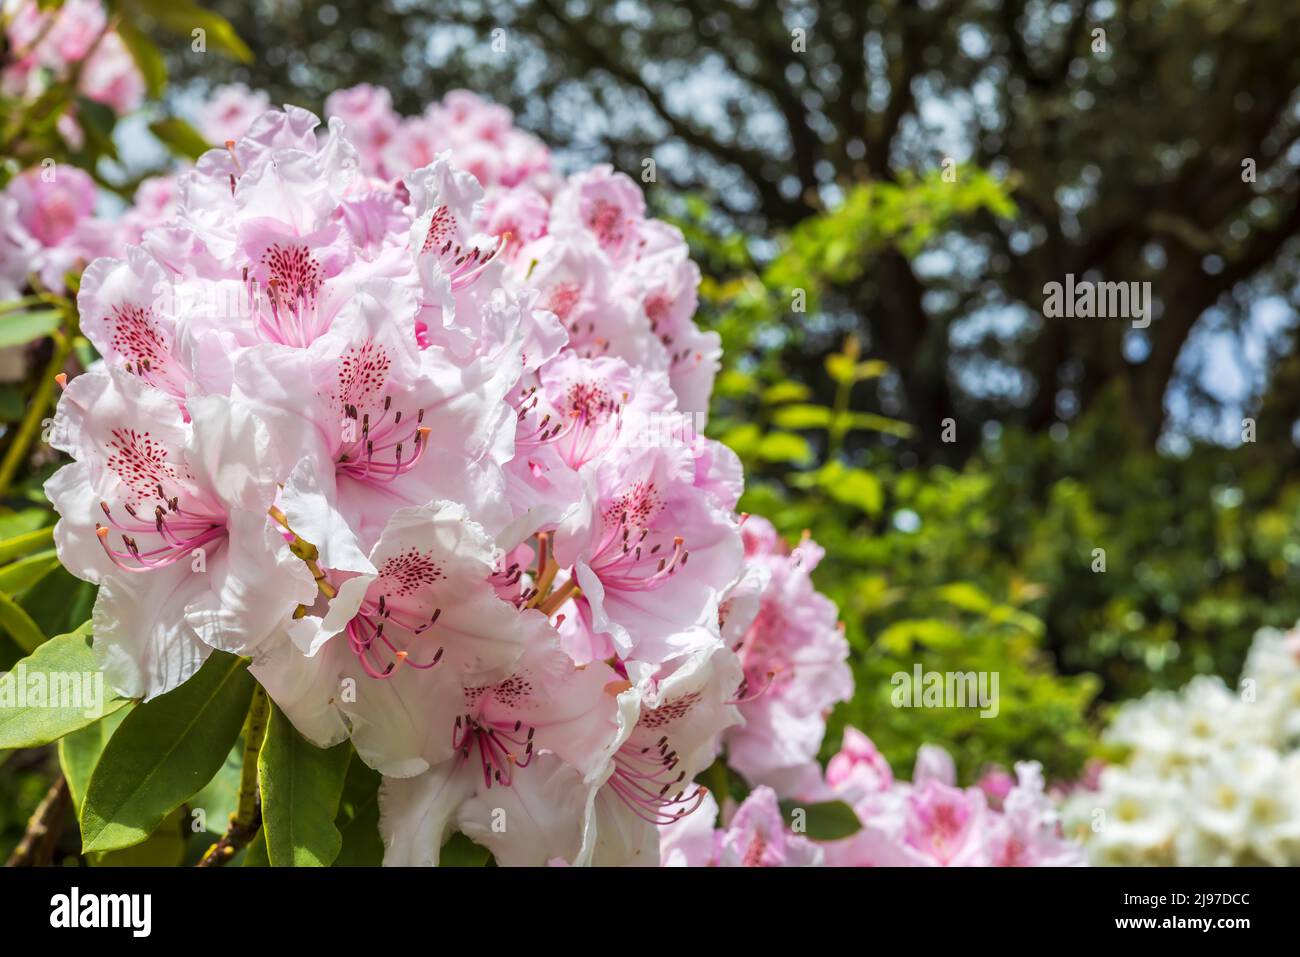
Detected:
[
  {"left": 78, "top": 30, "right": 144, "bottom": 113},
  {"left": 913, "top": 743, "right": 958, "bottom": 786},
  {"left": 196, "top": 83, "right": 273, "bottom": 146},
  {"left": 825, "top": 725, "right": 895, "bottom": 798},
  {"left": 978, "top": 766, "right": 1016, "bottom": 809},
  {"left": 45, "top": 368, "right": 316, "bottom": 699},
  {"left": 1, "top": 164, "right": 117, "bottom": 290},
  {"left": 816, "top": 728, "right": 1085, "bottom": 867},
  {"left": 721, "top": 516, "right": 853, "bottom": 795},
  {"left": 659, "top": 786, "right": 823, "bottom": 867},
  {"left": 119, "top": 175, "right": 181, "bottom": 244}
]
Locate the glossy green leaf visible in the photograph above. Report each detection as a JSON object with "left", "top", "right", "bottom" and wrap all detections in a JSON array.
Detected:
[
  {"left": 0, "top": 525, "right": 54, "bottom": 564},
  {"left": 91, "top": 808, "right": 186, "bottom": 867},
  {"left": 242, "top": 829, "right": 269, "bottom": 867},
  {"left": 756, "top": 431, "right": 812, "bottom": 464},
  {"left": 141, "top": 1, "right": 254, "bottom": 62},
  {"left": 822, "top": 465, "right": 884, "bottom": 517},
  {"left": 59, "top": 708, "right": 131, "bottom": 813},
  {"left": 148, "top": 117, "right": 210, "bottom": 160},
  {"left": 258, "top": 704, "right": 352, "bottom": 867},
  {"left": 0, "top": 548, "right": 60, "bottom": 595},
  {"left": 79, "top": 651, "right": 253, "bottom": 853},
  {"left": 333, "top": 756, "right": 383, "bottom": 867},
  {"left": 0, "top": 588, "right": 44, "bottom": 653},
  {"left": 0, "top": 310, "right": 61, "bottom": 348},
  {"left": 778, "top": 799, "right": 862, "bottom": 841},
  {"left": 117, "top": 20, "right": 168, "bottom": 98},
  {"left": 772, "top": 403, "right": 833, "bottom": 430},
  {"left": 761, "top": 381, "right": 811, "bottom": 405},
  {"left": 0, "top": 622, "right": 128, "bottom": 748}
]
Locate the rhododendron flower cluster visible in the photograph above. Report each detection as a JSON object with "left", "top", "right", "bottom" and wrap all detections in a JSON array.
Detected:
[
  {"left": 37, "top": 91, "right": 845, "bottom": 867},
  {"left": 324, "top": 85, "right": 554, "bottom": 192},
  {"left": 660, "top": 786, "right": 825, "bottom": 867},
  {"left": 28, "top": 79, "right": 1095, "bottom": 867},
  {"left": 658, "top": 727, "right": 1084, "bottom": 867},
  {"left": 720, "top": 516, "right": 853, "bottom": 796},
  {"left": 799, "top": 728, "right": 1085, "bottom": 866},
  {"left": 0, "top": 162, "right": 119, "bottom": 293},
  {"left": 2, "top": 80, "right": 269, "bottom": 298},
  {"left": 2, "top": 0, "right": 144, "bottom": 136},
  {"left": 1065, "top": 623, "right": 1300, "bottom": 866}
]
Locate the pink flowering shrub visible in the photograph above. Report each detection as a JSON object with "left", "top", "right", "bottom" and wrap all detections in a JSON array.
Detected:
[
  {"left": 807, "top": 728, "right": 1086, "bottom": 866},
  {"left": 2, "top": 0, "right": 144, "bottom": 131},
  {"left": 2, "top": 58, "right": 1086, "bottom": 864},
  {"left": 36, "top": 100, "right": 802, "bottom": 866}
]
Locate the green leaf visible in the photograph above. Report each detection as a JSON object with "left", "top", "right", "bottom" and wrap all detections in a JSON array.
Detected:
[
  {"left": 117, "top": 20, "right": 168, "bottom": 98},
  {"left": 0, "top": 509, "right": 53, "bottom": 538},
  {"left": 258, "top": 704, "right": 352, "bottom": 867},
  {"left": 189, "top": 741, "right": 243, "bottom": 836},
  {"left": 0, "top": 524, "right": 54, "bottom": 563},
  {"left": 181, "top": 740, "right": 243, "bottom": 864},
  {"left": 0, "top": 588, "right": 44, "bottom": 653},
  {"left": 59, "top": 708, "right": 131, "bottom": 813},
  {"left": 79, "top": 651, "right": 253, "bottom": 853},
  {"left": 148, "top": 117, "right": 210, "bottom": 160},
  {"left": 822, "top": 465, "right": 884, "bottom": 517},
  {"left": 934, "top": 582, "right": 994, "bottom": 614},
  {"left": 333, "top": 756, "right": 383, "bottom": 867},
  {"left": 847, "top": 411, "right": 913, "bottom": 438},
  {"left": 0, "top": 548, "right": 59, "bottom": 595},
  {"left": 0, "top": 385, "right": 24, "bottom": 422},
  {"left": 877, "top": 618, "right": 964, "bottom": 654},
  {"left": 778, "top": 799, "right": 862, "bottom": 841},
  {"left": 0, "top": 310, "right": 61, "bottom": 348},
  {"left": 74, "top": 96, "right": 119, "bottom": 161},
  {"left": 19, "top": 569, "right": 95, "bottom": 644},
  {"left": 140, "top": 1, "right": 254, "bottom": 62},
  {"left": 761, "top": 381, "right": 812, "bottom": 405},
  {"left": 855, "top": 359, "right": 889, "bottom": 381},
  {"left": 91, "top": 808, "right": 185, "bottom": 866},
  {"left": 720, "top": 422, "right": 762, "bottom": 459},
  {"left": 756, "top": 431, "right": 812, "bottom": 464},
  {"left": 825, "top": 353, "right": 856, "bottom": 384},
  {"left": 772, "top": 403, "right": 833, "bottom": 430},
  {"left": 242, "top": 829, "right": 269, "bottom": 866},
  {"left": 0, "top": 622, "right": 128, "bottom": 748}
]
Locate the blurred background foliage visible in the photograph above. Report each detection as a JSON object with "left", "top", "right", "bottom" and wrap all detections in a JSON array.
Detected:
[{"left": 6, "top": 0, "right": 1300, "bottom": 856}]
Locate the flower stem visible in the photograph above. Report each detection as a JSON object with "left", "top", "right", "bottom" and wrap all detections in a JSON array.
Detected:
[
  {"left": 6, "top": 774, "right": 70, "bottom": 867},
  {"left": 0, "top": 329, "right": 71, "bottom": 498},
  {"left": 197, "top": 684, "right": 269, "bottom": 867}
]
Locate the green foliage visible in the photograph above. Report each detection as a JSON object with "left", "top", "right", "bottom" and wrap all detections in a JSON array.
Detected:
[
  {"left": 79, "top": 651, "right": 254, "bottom": 853},
  {"left": 777, "top": 800, "right": 862, "bottom": 842},
  {"left": 0, "top": 623, "right": 130, "bottom": 748},
  {"left": 973, "top": 393, "right": 1300, "bottom": 699},
  {"left": 258, "top": 705, "right": 352, "bottom": 867},
  {"left": 332, "top": 758, "right": 384, "bottom": 867},
  {"left": 690, "top": 178, "right": 1103, "bottom": 782},
  {"left": 59, "top": 709, "right": 132, "bottom": 814},
  {"left": 684, "top": 170, "right": 1017, "bottom": 390}
]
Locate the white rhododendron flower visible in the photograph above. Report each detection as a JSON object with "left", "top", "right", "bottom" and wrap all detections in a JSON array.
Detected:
[{"left": 1068, "top": 622, "right": 1300, "bottom": 866}]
